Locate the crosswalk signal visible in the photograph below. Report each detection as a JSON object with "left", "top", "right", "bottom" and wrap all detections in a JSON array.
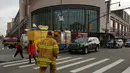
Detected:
[{"left": 89, "top": 24, "right": 92, "bottom": 30}]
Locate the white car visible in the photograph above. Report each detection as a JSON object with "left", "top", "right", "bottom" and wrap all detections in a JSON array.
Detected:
[
  {"left": 107, "top": 39, "right": 123, "bottom": 48},
  {"left": 116, "top": 39, "right": 123, "bottom": 48}
]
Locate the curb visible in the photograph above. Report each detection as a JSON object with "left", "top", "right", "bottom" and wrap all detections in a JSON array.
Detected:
[{"left": 59, "top": 50, "right": 68, "bottom": 53}]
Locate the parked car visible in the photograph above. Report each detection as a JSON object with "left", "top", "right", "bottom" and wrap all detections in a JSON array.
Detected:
[
  {"left": 67, "top": 37, "right": 100, "bottom": 54},
  {"left": 125, "top": 39, "right": 130, "bottom": 47},
  {"left": 106, "top": 39, "right": 123, "bottom": 48}
]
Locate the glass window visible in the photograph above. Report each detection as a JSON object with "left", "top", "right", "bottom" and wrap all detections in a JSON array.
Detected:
[
  {"left": 123, "top": 25, "right": 124, "bottom": 31},
  {"left": 115, "top": 22, "right": 118, "bottom": 29},
  {"left": 119, "top": 24, "right": 121, "bottom": 30},
  {"left": 31, "top": 5, "right": 99, "bottom": 32},
  {"left": 126, "top": 27, "right": 128, "bottom": 32},
  {"left": 69, "top": 9, "right": 84, "bottom": 32},
  {"left": 110, "top": 20, "right": 113, "bottom": 27},
  {"left": 62, "top": 10, "right": 69, "bottom": 30},
  {"left": 87, "top": 10, "right": 98, "bottom": 32}
]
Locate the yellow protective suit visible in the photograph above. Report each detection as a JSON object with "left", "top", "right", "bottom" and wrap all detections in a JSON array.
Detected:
[{"left": 37, "top": 37, "right": 59, "bottom": 73}]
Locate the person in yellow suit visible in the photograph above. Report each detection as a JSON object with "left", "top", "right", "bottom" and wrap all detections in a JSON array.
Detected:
[{"left": 37, "top": 31, "right": 59, "bottom": 73}]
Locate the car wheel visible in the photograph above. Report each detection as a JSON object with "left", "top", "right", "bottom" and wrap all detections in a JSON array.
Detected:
[
  {"left": 120, "top": 45, "right": 123, "bottom": 48},
  {"left": 95, "top": 46, "right": 99, "bottom": 52},
  {"left": 116, "top": 44, "right": 119, "bottom": 49},
  {"left": 83, "top": 47, "right": 88, "bottom": 54},
  {"left": 69, "top": 50, "right": 74, "bottom": 54}
]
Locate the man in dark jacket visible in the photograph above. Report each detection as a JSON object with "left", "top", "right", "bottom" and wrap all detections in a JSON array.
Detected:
[
  {"left": 113, "top": 39, "right": 116, "bottom": 48},
  {"left": 14, "top": 40, "right": 24, "bottom": 59}
]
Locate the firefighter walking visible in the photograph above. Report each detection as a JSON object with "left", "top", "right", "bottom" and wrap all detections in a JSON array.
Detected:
[{"left": 37, "top": 31, "right": 59, "bottom": 73}]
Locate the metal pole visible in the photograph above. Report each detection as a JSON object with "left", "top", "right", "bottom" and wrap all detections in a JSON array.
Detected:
[
  {"left": 104, "top": 0, "right": 111, "bottom": 48},
  {"left": 105, "top": 0, "right": 111, "bottom": 33},
  {"left": 88, "top": 14, "right": 90, "bottom": 37},
  {"left": 60, "top": 0, "right": 63, "bottom": 30}
]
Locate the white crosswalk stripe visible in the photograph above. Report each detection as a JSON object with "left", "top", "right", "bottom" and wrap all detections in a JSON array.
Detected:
[
  {"left": 0, "top": 59, "right": 30, "bottom": 65},
  {"left": 3, "top": 60, "right": 35, "bottom": 67},
  {"left": 19, "top": 63, "right": 35, "bottom": 68},
  {"left": 19, "top": 57, "right": 82, "bottom": 68},
  {"left": 57, "top": 57, "right": 83, "bottom": 65},
  {"left": 1, "top": 56, "right": 130, "bottom": 73},
  {"left": 33, "top": 57, "right": 84, "bottom": 69},
  {"left": 70, "top": 58, "right": 110, "bottom": 73},
  {"left": 93, "top": 59, "right": 124, "bottom": 73},
  {"left": 57, "top": 57, "right": 71, "bottom": 61},
  {"left": 57, "top": 58, "right": 96, "bottom": 70},
  {"left": 0, "top": 56, "right": 61, "bottom": 66},
  {"left": 122, "top": 65, "right": 130, "bottom": 73}
]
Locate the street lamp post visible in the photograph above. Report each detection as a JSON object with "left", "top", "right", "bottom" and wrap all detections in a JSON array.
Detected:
[
  {"left": 87, "top": 14, "right": 90, "bottom": 37},
  {"left": 104, "top": 0, "right": 121, "bottom": 47},
  {"left": 60, "top": 0, "right": 63, "bottom": 30},
  {"left": 111, "top": 2, "right": 121, "bottom": 6},
  {"left": 105, "top": 0, "right": 111, "bottom": 33},
  {"left": 105, "top": 1, "right": 121, "bottom": 33}
]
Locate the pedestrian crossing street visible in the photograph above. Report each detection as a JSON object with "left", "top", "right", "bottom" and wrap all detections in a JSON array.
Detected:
[{"left": 0, "top": 56, "right": 130, "bottom": 73}]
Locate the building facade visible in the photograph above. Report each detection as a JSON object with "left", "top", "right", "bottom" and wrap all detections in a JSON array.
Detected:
[
  {"left": 7, "top": 21, "right": 13, "bottom": 35},
  {"left": 29, "top": 0, "right": 106, "bottom": 33},
  {"left": 8, "top": 0, "right": 107, "bottom": 38},
  {"left": 110, "top": 10, "right": 130, "bottom": 39}
]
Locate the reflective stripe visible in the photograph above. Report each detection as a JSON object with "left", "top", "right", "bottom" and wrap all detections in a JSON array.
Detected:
[
  {"left": 38, "top": 45, "right": 53, "bottom": 49},
  {"left": 37, "top": 63, "right": 48, "bottom": 67},
  {"left": 53, "top": 45, "right": 59, "bottom": 48},
  {"left": 37, "top": 58, "right": 56, "bottom": 67},
  {"left": 52, "top": 61, "right": 56, "bottom": 65},
  {"left": 37, "top": 58, "right": 52, "bottom": 62}
]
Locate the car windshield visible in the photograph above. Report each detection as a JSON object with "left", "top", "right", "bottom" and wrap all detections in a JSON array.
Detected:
[
  {"left": 108, "top": 40, "right": 117, "bottom": 43},
  {"left": 108, "top": 39, "right": 122, "bottom": 43},
  {"left": 74, "top": 38, "right": 88, "bottom": 43},
  {"left": 126, "top": 39, "right": 130, "bottom": 42},
  {"left": 108, "top": 40, "right": 114, "bottom": 43}
]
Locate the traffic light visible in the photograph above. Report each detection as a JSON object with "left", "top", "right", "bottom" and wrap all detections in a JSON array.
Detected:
[{"left": 89, "top": 24, "right": 92, "bottom": 30}]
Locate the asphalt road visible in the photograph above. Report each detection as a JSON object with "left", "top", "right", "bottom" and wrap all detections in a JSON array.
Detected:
[{"left": 1, "top": 47, "right": 130, "bottom": 73}]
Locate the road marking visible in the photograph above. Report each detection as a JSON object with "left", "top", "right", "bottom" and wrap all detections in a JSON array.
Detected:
[
  {"left": 70, "top": 58, "right": 110, "bottom": 73},
  {"left": 0, "top": 59, "right": 31, "bottom": 65},
  {"left": 34, "top": 67, "right": 40, "bottom": 69},
  {"left": 33, "top": 57, "right": 72, "bottom": 69},
  {"left": 19, "top": 64, "right": 35, "bottom": 68},
  {"left": 93, "top": 59, "right": 124, "bottom": 73},
  {"left": 3, "top": 61, "right": 35, "bottom": 67},
  {"left": 56, "top": 58, "right": 96, "bottom": 70},
  {"left": 20, "top": 57, "right": 82, "bottom": 69},
  {"left": 122, "top": 64, "right": 130, "bottom": 73},
  {"left": 57, "top": 57, "right": 71, "bottom": 61},
  {"left": 57, "top": 57, "right": 83, "bottom": 65},
  {"left": 0, "top": 56, "right": 62, "bottom": 66},
  {"left": 2, "top": 48, "right": 4, "bottom": 50}
]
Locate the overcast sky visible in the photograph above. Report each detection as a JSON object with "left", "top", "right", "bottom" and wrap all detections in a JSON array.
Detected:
[
  {"left": 0, "top": 0, "right": 19, "bottom": 36},
  {"left": 0, "top": 0, "right": 130, "bottom": 36}
]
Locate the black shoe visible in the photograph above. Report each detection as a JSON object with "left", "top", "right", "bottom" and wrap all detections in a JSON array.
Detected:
[
  {"left": 29, "top": 62, "right": 31, "bottom": 64},
  {"left": 22, "top": 57, "right": 24, "bottom": 59}
]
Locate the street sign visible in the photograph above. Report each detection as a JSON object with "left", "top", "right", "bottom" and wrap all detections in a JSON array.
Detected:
[{"left": 89, "top": 24, "right": 92, "bottom": 30}]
